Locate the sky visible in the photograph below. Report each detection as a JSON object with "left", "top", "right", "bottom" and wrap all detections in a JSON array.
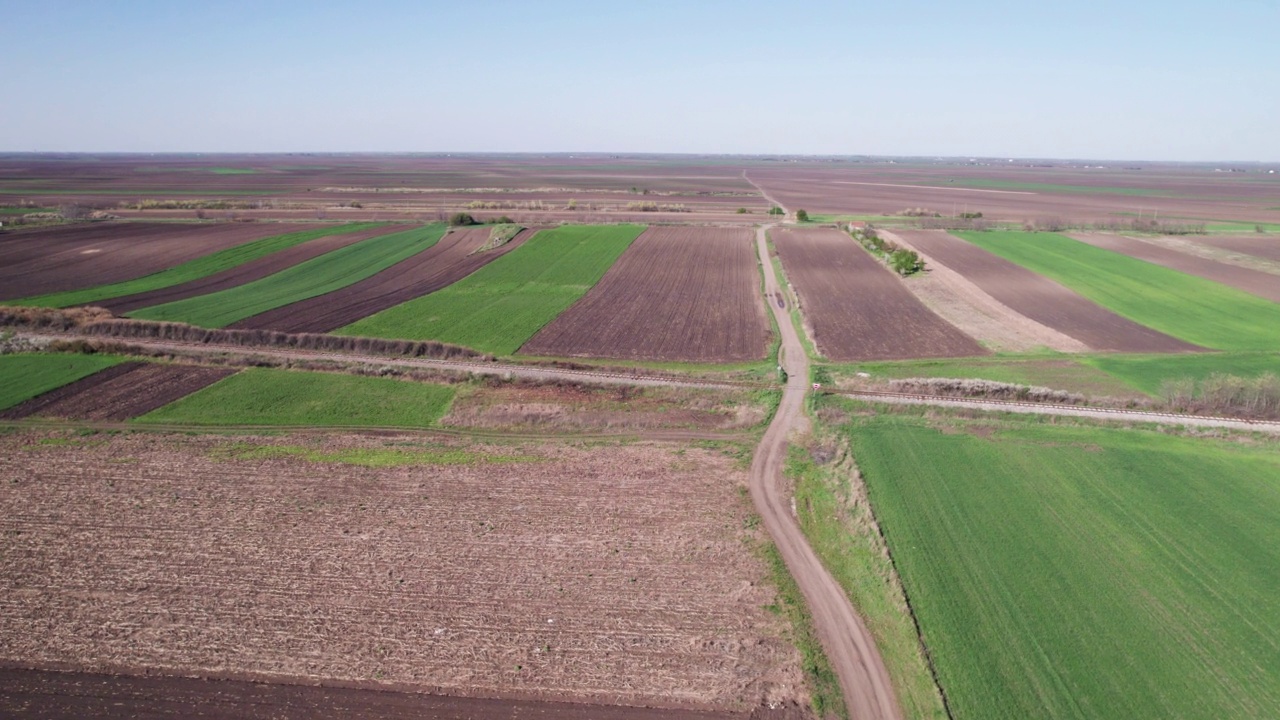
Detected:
[{"left": 2, "top": 0, "right": 1277, "bottom": 161}]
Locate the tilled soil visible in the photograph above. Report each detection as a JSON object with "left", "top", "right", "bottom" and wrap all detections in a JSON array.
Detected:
[
  {"left": 0, "top": 431, "right": 804, "bottom": 712},
  {"left": 99, "top": 225, "right": 405, "bottom": 314},
  {"left": 0, "top": 363, "right": 235, "bottom": 420},
  {"left": 771, "top": 227, "right": 987, "bottom": 361},
  {"left": 229, "top": 227, "right": 535, "bottom": 333},
  {"left": 0, "top": 223, "right": 326, "bottom": 300},
  {"left": 521, "top": 227, "right": 770, "bottom": 362},
  {"left": 1190, "top": 234, "right": 1280, "bottom": 263},
  {"left": 893, "top": 230, "right": 1199, "bottom": 353}
]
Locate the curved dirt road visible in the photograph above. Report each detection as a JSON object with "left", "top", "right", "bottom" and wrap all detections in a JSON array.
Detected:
[{"left": 750, "top": 225, "right": 902, "bottom": 720}]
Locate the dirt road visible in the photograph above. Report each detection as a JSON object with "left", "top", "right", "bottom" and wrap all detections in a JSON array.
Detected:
[
  {"left": 744, "top": 172, "right": 791, "bottom": 221},
  {"left": 749, "top": 225, "right": 903, "bottom": 720}
]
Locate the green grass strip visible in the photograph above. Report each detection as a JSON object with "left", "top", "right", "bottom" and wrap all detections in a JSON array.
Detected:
[
  {"left": 137, "top": 368, "right": 455, "bottom": 428},
  {"left": 339, "top": 224, "right": 644, "bottom": 355},
  {"left": 846, "top": 410, "right": 1280, "bottom": 720},
  {"left": 9, "top": 223, "right": 386, "bottom": 308},
  {"left": 127, "top": 224, "right": 445, "bottom": 327},
  {"left": 955, "top": 230, "right": 1280, "bottom": 350},
  {"left": 1082, "top": 351, "right": 1280, "bottom": 396},
  {"left": 0, "top": 353, "right": 125, "bottom": 410}
]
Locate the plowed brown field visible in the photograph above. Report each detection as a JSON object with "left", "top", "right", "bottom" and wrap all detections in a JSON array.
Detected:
[
  {"left": 100, "top": 225, "right": 404, "bottom": 314},
  {"left": 891, "top": 230, "right": 1199, "bottom": 352},
  {"left": 521, "top": 227, "right": 769, "bottom": 362},
  {"left": 0, "top": 432, "right": 803, "bottom": 713},
  {"left": 0, "top": 222, "right": 325, "bottom": 300},
  {"left": 230, "top": 227, "right": 536, "bottom": 333},
  {"left": 1190, "top": 234, "right": 1280, "bottom": 263},
  {"left": 1067, "top": 232, "right": 1280, "bottom": 303},
  {"left": 0, "top": 668, "right": 801, "bottom": 720},
  {"left": 0, "top": 363, "right": 235, "bottom": 420},
  {"left": 771, "top": 227, "right": 986, "bottom": 361}
]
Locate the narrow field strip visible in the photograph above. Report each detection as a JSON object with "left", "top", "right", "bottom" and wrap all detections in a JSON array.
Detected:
[
  {"left": 521, "top": 227, "right": 769, "bottom": 363},
  {"left": 0, "top": 354, "right": 125, "bottom": 411},
  {"left": 339, "top": 225, "right": 644, "bottom": 356},
  {"left": 101, "top": 224, "right": 402, "bottom": 314},
  {"left": 230, "top": 226, "right": 536, "bottom": 334},
  {"left": 842, "top": 408, "right": 1280, "bottom": 719},
  {"left": 126, "top": 224, "right": 446, "bottom": 328},
  {"left": 1, "top": 363, "right": 236, "bottom": 420},
  {"left": 955, "top": 230, "right": 1280, "bottom": 351},
  {"left": 137, "top": 367, "right": 457, "bottom": 428},
  {"left": 11, "top": 224, "right": 383, "bottom": 308},
  {"left": 1082, "top": 351, "right": 1280, "bottom": 396}
]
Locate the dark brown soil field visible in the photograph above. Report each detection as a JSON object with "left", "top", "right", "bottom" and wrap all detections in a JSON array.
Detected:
[
  {"left": 0, "top": 667, "right": 805, "bottom": 720},
  {"left": 892, "top": 230, "right": 1201, "bottom": 353},
  {"left": 99, "top": 225, "right": 405, "bottom": 314},
  {"left": 771, "top": 227, "right": 986, "bottom": 361},
  {"left": 0, "top": 431, "right": 804, "bottom": 712},
  {"left": 230, "top": 227, "right": 536, "bottom": 333},
  {"left": 521, "top": 227, "right": 769, "bottom": 362},
  {"left": 0, "top": 222, "right": 325, "bottom": 300},
  {"left": 0, "top": 363, "right": 235, "bottom": 421},
  {"left": 1067, "top": 232, "right": 1280, "bottom": 303},
  {"left": 1190, "top": 234, "right": 1280, "bottom": 263}
]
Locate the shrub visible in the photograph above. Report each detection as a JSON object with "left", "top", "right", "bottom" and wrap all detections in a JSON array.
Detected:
[
  {"left": 768, "top": 206, "right": 785, "bottom": 216},
  {"left": 449, "top": 212, "right": 477, "bottom": 226},
  {"left": 795, "top": 209, "right": 810, "bottom": 222}
]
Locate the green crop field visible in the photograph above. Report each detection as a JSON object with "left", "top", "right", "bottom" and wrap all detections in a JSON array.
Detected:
[
  {"left": 1082, "top": 351, "right": 1280, "bottom": 395},
  {"left": 10, "top": 223, "right": 386, "bottom": 308},
  {"left": 0, "top": 354, "right": 125, "bottom": 410},
  {"left": 841, "top": 407, "right": 1280, "bottom": 719},
  {"left": 955, "top": 230, "right": 1280, "bottom": 350},
  {"left": 128, "top": 224, "right": 445, "bottom": 327},
  {"left": 138, "top": 368, "right": 455, "bottom": 428},
  {"left": 340, "top": 224, "right": 644, "bottom": 355},
  {"left": 829, "top": 355, "right": 1143, "bottom": 398}
]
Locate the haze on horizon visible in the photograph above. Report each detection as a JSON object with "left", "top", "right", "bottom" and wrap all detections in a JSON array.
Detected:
[{"left": 3, "top": 0, "right": 1276, "bottom": 162}]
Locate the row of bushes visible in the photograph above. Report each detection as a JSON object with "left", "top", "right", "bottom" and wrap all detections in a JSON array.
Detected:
[
  {"left": 851, "top": 228, "right": 925, "bottom": 276},
  {"left": 1161, "top": 373, "right": 1280, "bottom": 419}
]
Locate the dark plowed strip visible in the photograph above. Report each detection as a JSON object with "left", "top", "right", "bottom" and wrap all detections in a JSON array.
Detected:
[
  {"left": 773, "top": 227, "right": 987, "bottom": 361},
  {"left": 1190, "top": 235, "right": 1280, "bottom": 263},
  {"left": 0, "top": 363, "right": 146, "bottom": 419},
  {"left": 1068, "top": 233, "right": 1280, "bottom": 303},
  {"left": 0, "top": 668, "right": 764, "bottom": 720},
  {"left": 230, "top": 227, "right": 536, "bottom": 333},
  {"left": 0, "top": 364, "right": 235, "bottom": 421},
  {"left": 0, "top": 223, "right": 326, "bottom": 299},
  {"left": 99, "top": 225, "right": 405, "bottom": 314},
  {"left": 894, "top": 230, "right": 1199, "bottom": 353}
]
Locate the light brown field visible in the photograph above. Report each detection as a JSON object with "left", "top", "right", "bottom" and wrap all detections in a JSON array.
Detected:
[{"left": 0, "top": 431, "right": 804, "bottom": 713}]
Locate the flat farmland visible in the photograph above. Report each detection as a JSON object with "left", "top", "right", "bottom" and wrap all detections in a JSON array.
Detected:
[
  {"left": 100, "top": 224, "right": 401, "bottom": 314},
  {"left": 0, "top": 431, "right": 804, "bottom": 712},
  {"left": 956, "top": 230, "right": 1280, "bottom": 351},
  {"left": 1192, "top": 234, "right": 1280, "bottom": 263},
  {"left": 0, "top": 362, "right": 235, "bottom": 421},
  {"left": 127, "top": 224, "right": 446, "bottom": 328},
  {"left": 841, "top": 408, "right": 1280, "bottom": 720},
  {"left": 340, "top": 225, "right": 643, "bottom": 356},
  {"left": 1068, "top": 232, "right": 1280, "bottom": 303},
  {"left": 232, "top": 226, "right": 536, "bottom": 333},
  {"left": 521, "top": 227, "right": 769, "bottom": 363},
  {"left": 771, "top": 227, "right": 985, "bottom": 361},
  {"left": 0, "top": 222, "right": 328, "bottom": 302},
  {"left": 892, "top": 230, "right": 1197, "bottom": 352},
  {"left": 0, "top": 354, "right": 125, "bottom": 411}
]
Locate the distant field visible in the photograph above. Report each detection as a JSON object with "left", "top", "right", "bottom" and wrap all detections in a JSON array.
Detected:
[
  {"left": 137, "top": 368, "right": 456, "bottom": 428},
  {"left": 844, "top": 408, "right": 1280, "bottom": 720},
  {"left": 16, "top": 224, "right": 382, "bottom": 308},
  {"left": 0, "top": 354, "right": 124, "bottom": 411},
  {"left": 955, "top": 231, "right": 1280, "bottom": 350},
  {"left": 1082, "top": 352, "right": 1280, "bottom": 396},
  {"left": 945, "top": 179, "right": 1167, "bottom": 197},
  {"left": 340, "top": 225, "right": 643, "bottom": 355},
  {"left": 128, "top": 224, "right": 444, "bottom": 327}
]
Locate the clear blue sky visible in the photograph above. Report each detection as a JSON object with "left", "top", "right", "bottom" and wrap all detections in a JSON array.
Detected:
[{"left": 2, "top": 0, "right": 1276, "bottom": 161}]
